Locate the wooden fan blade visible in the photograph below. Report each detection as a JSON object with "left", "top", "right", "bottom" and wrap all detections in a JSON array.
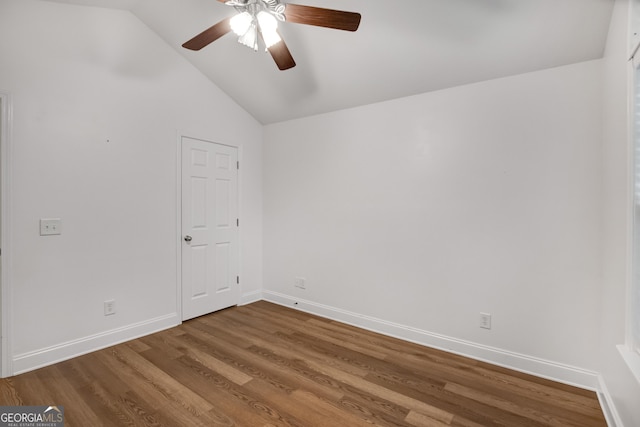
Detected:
[
  {"left": 284, "top": 4, "right": 361, "bottom": 31},
  {"left": 182, "top": 17, "right": 232, "bottom": 51},
  {"left": 267, "top": 34, "right": 296, "bottom": 70}
]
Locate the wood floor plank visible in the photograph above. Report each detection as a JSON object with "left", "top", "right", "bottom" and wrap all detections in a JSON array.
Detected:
[
  {"left": 176, "top": 325, "right": 302, "bottom": 396},
  {"left": 246, "top": 380, "right": 372, "bottom": 427},
  {"left": 73, "top": 353, "right": 164, "bottom": 426},
  {"left": 444, "top": 382, "right": 602, "bottom": 427},
  {"left": 236, "top": 304, "right": 391, "bottom": 360},
  {"left": 333, "top": 383, "right": 408, "bottom": 423},
  {"left": 242, "top": 343, "right": 417, "bottom": 423},
  {"left": 303, "top": 356, "right": 456, "bottom": 424},
  {"left": 228, "top": 318, "right": 374, "bottom": 378},
  {"left": 405, "top": 409, "right": 454, "bottom": 427},
  {"left": 109, "top": 342, "right": 218, "bottom": 416},
  {"left": 10, "top": 371, "right": 55, "bottom": 405},
  {"left": 469, "top": 364, "right": 604, "bottom": 417},
  {"left": 93, "top": 347, "right": 179, "bottom": 414},
  {"left": 142, "top": 349, "right": 306, "bottom": 427},
  {"left": 180, "top": 322, "right": 352, "bottom": 405},
  {"left": 34, "top": 365, "right": 103, "bottom": 427},
  {"left": 0, "top": 378, "right": 22, "bottom": 406},
  {"left": 0, "top": 301, "right": 607, "bottom": 427},
  {"left": 366, "top": 370, "right": 527, "bottom": 427},
  {"left": 289, "top": 389, "right": 378, "bottom": 427},
  {"left": 181, "top": 343, "right": 254, "bottom": 386},
  {"left": 204, "top": 308, "right": 375, "bottom": 379}
]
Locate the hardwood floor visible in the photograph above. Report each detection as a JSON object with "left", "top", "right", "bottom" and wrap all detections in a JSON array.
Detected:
[{"left": 0, "top": 301, "right": 606, "bottom": 426}]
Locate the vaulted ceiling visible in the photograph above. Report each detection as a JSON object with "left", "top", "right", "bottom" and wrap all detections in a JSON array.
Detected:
[{"left": 45, "top": 0, "right": 615, "bottom": 124}]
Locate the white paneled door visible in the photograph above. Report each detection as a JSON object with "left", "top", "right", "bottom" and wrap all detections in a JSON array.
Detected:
[{"left": 181, "top": 137, "right": 239, "bottom": 321}]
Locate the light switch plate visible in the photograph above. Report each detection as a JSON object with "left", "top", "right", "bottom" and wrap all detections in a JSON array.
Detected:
[
  {"left": 480, "top": 312, "right": 492, "bottom": 330},
  {"left": 40, "top": 218, "right": 62, "bottom": 236}
]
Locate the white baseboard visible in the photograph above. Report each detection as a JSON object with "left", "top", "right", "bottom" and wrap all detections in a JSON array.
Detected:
[
  {"left": 239, "top": 290, "right": 262, "bottom": 306},
  {"left": 11, "top": 290, "right": 262, "bottom": 375},
  {"left": 262, "top": 291, "right": 600, "bottom": 391},
  {"left": 9, "top": 292, "right": 602, "bottom": 396},
  {"left": 12, "top": 313, "right": 180, "bottom": 375},
  {"left": 598, "top": 374, "right": 624, "bottom": 427}
]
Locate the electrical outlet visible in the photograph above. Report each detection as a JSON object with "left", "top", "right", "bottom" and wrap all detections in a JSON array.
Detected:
[
  {"left": 294, "top": 277, "right": 306, "bottom": 289},
  {"left": 480, "top": 312, "right": 492, "bottom": 329},
  {"left": 40, "top": 218, "right": 62, "bottom": 236},
  {"left": 104, "top": 300, "right": 116, "bottom": 316}
]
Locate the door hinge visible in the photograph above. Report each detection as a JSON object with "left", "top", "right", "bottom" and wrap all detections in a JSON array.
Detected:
[
  {"left": 237, "top": 161, "right": 239, "bottom": 170},
  {"left": 236, "top": 218, "right": 239, "bottom": 227},
  {"left": 236, "top": 276, "right": 240, "bottom": 284}
]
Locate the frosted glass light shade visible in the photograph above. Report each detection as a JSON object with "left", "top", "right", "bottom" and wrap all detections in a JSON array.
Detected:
[
  {"left": 257, "top": 11, "right": 281, "bottom": 48},
  {"left": 238, "top": 24, "right": 258, "bottom": 51},
  {"left": 230, "top": 12, "right": 253, "bottom": 36}
]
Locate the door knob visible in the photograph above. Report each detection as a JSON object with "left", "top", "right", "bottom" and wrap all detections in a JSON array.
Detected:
[{"left": 184, "top": 235, "right": 192, "bottom": 242}]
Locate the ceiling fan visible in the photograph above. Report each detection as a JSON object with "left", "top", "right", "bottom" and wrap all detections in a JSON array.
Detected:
[{"left": 182, "top": 0, "right": 361, "bottom": 70}]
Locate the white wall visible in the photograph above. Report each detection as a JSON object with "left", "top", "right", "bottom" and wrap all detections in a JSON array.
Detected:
[
  {"left": 0, "top": 0, "right": 262, "bottom": 373},
  {"left": 3, "top": 3, "right": 637, "bottom": 422},
  {"left": 600, "top": 0, "right": 640, "bottom": 425},
  {"left": 264, "top": 60, "right": 604, "bottom": 387}
]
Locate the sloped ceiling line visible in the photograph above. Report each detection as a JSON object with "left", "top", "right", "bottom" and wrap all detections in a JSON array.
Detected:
[{"left": 44, "top": 0, "right": 614, "bottom": 124}]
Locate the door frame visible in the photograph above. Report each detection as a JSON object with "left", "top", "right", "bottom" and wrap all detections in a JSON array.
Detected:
[
  {"left": 175, "top": 132, "right": 242, "bottom": 321},
  {"left": 0, "top": 92, "right": 13, "bottom": 377}
]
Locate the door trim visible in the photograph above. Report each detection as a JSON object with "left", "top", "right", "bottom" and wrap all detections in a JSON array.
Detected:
[
  {"left": 175, "top": 132, "right": 242, "bottom": 321},
  {"left": 0, "top": 92, "right": 13, "bottom": 377}
]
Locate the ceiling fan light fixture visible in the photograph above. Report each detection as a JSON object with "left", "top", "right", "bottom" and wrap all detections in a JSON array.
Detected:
[
  {"left": 237, "top": 22, "right": 258, "bottom": 51},
  {"left": 182, "top": 0, "right": 361, "bottom": 70},
  {"left": 257, "top": 11, "right": 281, "bottom": 48},
  {"left": 231, "top": 11, "right": 259, "bottom": 51},
  {"left": 230, "top": 11, "right": 253, "bottom": 36}
]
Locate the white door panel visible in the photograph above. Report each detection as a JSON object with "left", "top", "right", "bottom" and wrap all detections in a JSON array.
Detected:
[{"left": 182, "top": 137, "right": 239, "bottom": 321}]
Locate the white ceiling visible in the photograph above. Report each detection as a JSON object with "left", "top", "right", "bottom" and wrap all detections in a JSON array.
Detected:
[{"left": 45, "top": 0, "right": 615, "bottom": 124}]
